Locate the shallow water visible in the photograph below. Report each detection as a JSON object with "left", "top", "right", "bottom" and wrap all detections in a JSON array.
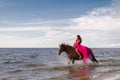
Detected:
[{"left": 0, "top": 48, "right": 120, "bottom": 80}]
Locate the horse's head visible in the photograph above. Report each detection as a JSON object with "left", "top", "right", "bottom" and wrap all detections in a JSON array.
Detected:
[{"left": 58, "top": 43, "right": 66, "bottom": 55}]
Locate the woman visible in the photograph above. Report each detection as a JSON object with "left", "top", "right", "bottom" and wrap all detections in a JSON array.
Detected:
[{"left": 74, "top": 35, "right": 88, "bottom": 63}]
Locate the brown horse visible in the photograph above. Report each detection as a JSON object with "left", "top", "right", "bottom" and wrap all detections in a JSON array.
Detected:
[{"left": 58, "top": 43, "right": 98, "bottom": 64}]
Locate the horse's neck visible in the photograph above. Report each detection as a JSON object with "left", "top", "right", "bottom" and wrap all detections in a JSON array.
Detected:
[{"left": 64, "top": 46, "right": 72, "bottom": 54}]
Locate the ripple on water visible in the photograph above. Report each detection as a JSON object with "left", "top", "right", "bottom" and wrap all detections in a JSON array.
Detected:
[{"left": 7, "top": 69, "right": 23, "bottom": 74}]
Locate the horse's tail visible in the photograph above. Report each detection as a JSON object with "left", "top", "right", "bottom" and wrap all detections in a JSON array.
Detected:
[{"left": 87, "top": 48, "right": 98, "bottom": 63}]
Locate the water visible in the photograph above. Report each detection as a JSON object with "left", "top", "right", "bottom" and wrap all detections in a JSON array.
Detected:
[{"left": 0, "top": 48, "right": 120, "bottom": 80}]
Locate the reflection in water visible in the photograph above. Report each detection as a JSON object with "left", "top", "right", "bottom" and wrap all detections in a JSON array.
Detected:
[{"left": 68, "top": 65, "right": 91, "bottom": 80}]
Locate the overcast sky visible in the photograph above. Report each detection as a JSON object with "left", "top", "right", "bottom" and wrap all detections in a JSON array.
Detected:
[{"left": 0, "top": 0, "right": 120, "bottom": 48}]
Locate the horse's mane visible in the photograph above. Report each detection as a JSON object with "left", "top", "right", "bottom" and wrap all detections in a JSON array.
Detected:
[{"left": 60, "top": 43, "right": 74, "bottom": 49}]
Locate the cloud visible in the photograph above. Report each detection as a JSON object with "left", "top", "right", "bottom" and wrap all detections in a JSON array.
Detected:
[
  {"left": 111, "top": 0, "right": 120, "bottom": 17},
  {"left": 0, "top": 0, "right": 120, "bottom": 48},
  {"left": 0, "top": 19, "right": 71, "bottom": 27},
  {"left": 0, "top": 27, "right": 50, "bottom": 31},
  {"left": 68, "top": 7, "right": 120, "bottom": 47},
  {"left": 71, "top": 8, "right": 120, "bottom": 30},
  {"left": 110, "top": 43, "right": 120, "bottom": 47}
]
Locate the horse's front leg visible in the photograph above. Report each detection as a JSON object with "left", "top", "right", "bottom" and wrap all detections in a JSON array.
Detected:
[
  {"left": 68, "top": 60, "right": 71, "bottom": 64},
  {"left": 68, "top": 59, "right": 74, "bottom": 64},
  {"left": 72, "top": 59, "right": 75, "bottom": 64}
]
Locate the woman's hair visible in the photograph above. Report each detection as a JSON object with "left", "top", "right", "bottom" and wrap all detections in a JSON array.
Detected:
[{"left": 77, "top": 35, "right": 82, "bottom": 44}]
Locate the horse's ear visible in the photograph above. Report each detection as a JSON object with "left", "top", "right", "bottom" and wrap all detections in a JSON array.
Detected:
[{"left": 59, "top": 44, "right": 61, "bottom": 47}]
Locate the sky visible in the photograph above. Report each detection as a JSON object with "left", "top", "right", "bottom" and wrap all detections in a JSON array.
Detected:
[{"left": 0, "top": 0, "right": 120, "bottom": 48}]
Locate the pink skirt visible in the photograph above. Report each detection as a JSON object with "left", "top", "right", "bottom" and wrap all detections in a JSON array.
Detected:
[{"left": 76, "top": 44, "right": 88, "bottom": 62}]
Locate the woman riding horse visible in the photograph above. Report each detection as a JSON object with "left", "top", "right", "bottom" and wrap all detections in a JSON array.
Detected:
[
  {"left": 58, "top": 43, "right": 98, "bottom": 64},
  {"left": 74, "top": 35, "right": 89, "bottom": 63}
]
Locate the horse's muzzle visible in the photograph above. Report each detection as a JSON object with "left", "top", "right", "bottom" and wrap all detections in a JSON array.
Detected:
[
  {"left": 58, "top": 52, "right": 60, "bottom": 55},
  {"left": 58, "top": 50, "right": 61, "bottom": 55}
]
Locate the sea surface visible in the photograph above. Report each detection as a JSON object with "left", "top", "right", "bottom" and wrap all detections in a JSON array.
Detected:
[{"left": 0, "top": 48, "right": 120, "bottom": 80}]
